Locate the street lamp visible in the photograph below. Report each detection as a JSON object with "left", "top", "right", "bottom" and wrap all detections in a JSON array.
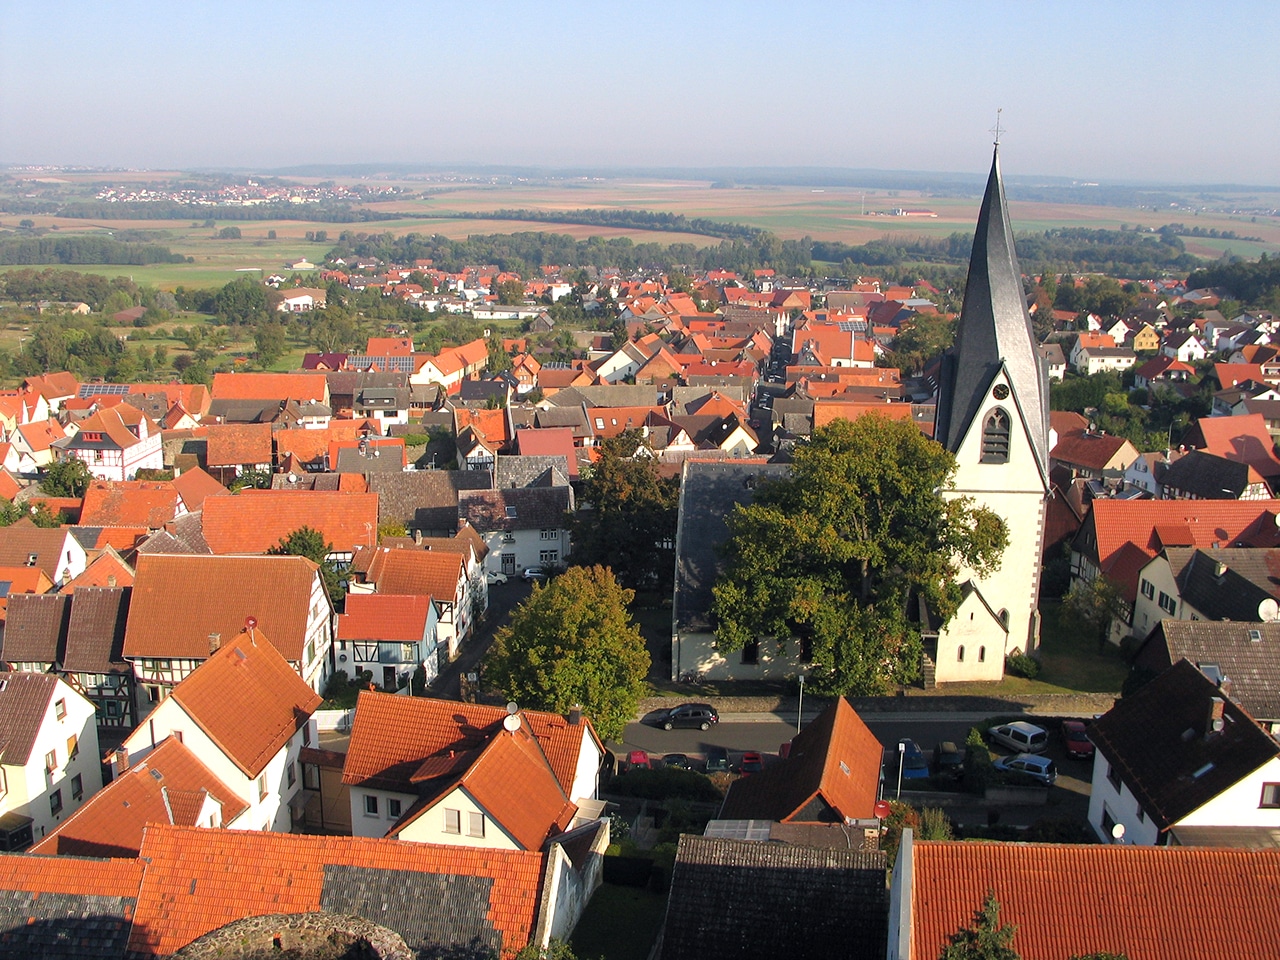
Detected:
[
  {"left": 796, "top": 675, "right": 805, "bottom": 734},
  {"left": 896, "top": 740, "right": 906, "bottom": 800}
]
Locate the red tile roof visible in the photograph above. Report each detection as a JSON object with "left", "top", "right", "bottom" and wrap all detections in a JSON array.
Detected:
[
  {"left": 0, "top": 849, "right": 142, "bottom": 900},
  {"left": 343, "top": 691, "right": 598, "bottom": 797},
  {"left": 274, "top": 420, "right": 368, "bottom": 463},
  {"left": 0, "top": 565, "right": 54, "bottom": 617},
  {"left": 123, "top": 554, "right": 323, "bottom": 662},
  {"left": 211, "top": 372, "right": 328, "bottom": 404},
  {"left": 910, "top": 841, "right": 1280, "bottom": 960},
  {"left": 338, "top": 593, "right": 433, "bottom": 642},
  {"left": 31, "top": 737, "right": 247, "bottom": 858},
  {"left": 366, "top": 548, "right": 463, "bottom": 602},
  {"left": 17, "top": 417, "right": 66, "bottom": 452},
  {"left": 79, "top": 480, "right": 180, "bottom": 528},
  {"left": 129, "top": 824, "right": 544, "bottom": 957},
  {"left": 1185, "top": 413, "right": 1280, "bottom": 480},
  {"left": 167, "top": 628, "right": 321, "bottom": 777},
  {"left": 201, "top": 490, "right": 379, "bottom": 555},
  {"left": 204, "top": 422, "right": 273, "bottom": 467},
  {"left": 170, "top": 466, "right": 228, "bottom": 512}
]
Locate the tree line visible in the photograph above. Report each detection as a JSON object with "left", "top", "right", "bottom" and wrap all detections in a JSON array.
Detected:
[
  {"left": 0, "top": 236, "right": 186, "bottom": 265},
  {"left": 453, "top": 207, "right": 764, "bottom": 242},
  {"left": 47, "top": 201, "right": 403, "bottom": 223},
  {"left": 1187, "top": 254, "right": 1280, "bottom": 308}
]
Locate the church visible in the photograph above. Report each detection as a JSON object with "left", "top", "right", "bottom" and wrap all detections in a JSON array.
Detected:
[{"left": 929, "top": 145, "right": 1051, "bottom": 684}]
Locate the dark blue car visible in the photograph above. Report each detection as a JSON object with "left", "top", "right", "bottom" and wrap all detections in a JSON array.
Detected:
[{"left": 898, "top": 738, "right": 930, "bottom": 780}]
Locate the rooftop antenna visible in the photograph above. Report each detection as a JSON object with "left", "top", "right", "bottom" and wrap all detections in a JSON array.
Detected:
[
  {"left": 990, "top": 108, "right": 1004, "bottom": 147},
  {"left": 245, "top": 615, "right": 258, "bottom": 645}
]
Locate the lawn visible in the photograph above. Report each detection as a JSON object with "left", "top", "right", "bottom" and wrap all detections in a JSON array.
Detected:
[{"left": 570, "top": 882, "right": 667, "bottom": 960}]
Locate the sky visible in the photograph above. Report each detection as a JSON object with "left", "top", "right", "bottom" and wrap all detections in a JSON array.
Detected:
[{"left": 2, "top": 0, "right": 1278, "bottom": 185}]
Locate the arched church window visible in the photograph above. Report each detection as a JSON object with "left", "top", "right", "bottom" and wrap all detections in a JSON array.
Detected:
[
  {"left": 998, "top": 609, "right": 1009, "bottom": 628},
  {"left": 981, "top": 409, "right": 1011, "bottom": 464},
  {"left": 978, "top": 646, "right": 986, "bottom": 662},
  {"left": 957, "top": 645, "right": 965, "bottom": 662}
]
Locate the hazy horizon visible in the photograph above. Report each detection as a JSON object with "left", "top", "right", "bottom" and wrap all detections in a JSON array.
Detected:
[{"left": 3, "top": 0, "right": 1278, "bottom": 187}]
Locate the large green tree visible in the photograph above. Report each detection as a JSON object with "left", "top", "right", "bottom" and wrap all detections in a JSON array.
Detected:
[
  {"left": 266, "top": 524, "right": 344, "bottom": 605},
  {"left": 41, "top": 458, "right": 93, "bottom": 498},
  {"left": 571, "top": 431, "right": 679, "bottom": 591},
  {"left": 711, "top": 416, "right": 1007, "bottom": 695},
  {"left": 484, "top": 565, "right": 650, "bottom": 741}
]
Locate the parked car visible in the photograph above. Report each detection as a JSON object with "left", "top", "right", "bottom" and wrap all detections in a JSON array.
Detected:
[
  {"left": 662, "top": 753, "right": 694, "bottom": 771},
  {"left": 626, "top": 750, "right": 650, "bottom": 770},
  {"left": 485, "top": 571, "right": 508, "bottom": 584},
  {"left": 521, "top": 567, "right": 548, "bottom": 581},
  {"left": 705, "top": 746, "right": 729, "bottom": 773},
  {"left": 993, "top": 753, "right": 1057, "bottom": 786},
  {"left": 1061, "top": 720, "right": 1095, "bottom": 760},
  {"left": 987, "top": 721, "right": 1049, "bottom": 754},
  {"left": 651, "top": 702, "right": 719, "bottom": 731},
  {"left": 739, "top": 751, "right": 764, "bottom": 775},
  {"left": 933, "top": 741, "right": 966, "bottom": 780},
  {"left": 898, "top": 739, "right": 930, "bottom": 780}
]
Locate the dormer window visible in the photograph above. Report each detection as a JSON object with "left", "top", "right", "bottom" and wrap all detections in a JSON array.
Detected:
[
  {"left": 81, "top": 432, "right": 102, "bottom": 442},
  {"left": 980, "top": 409, "right": 1011, "bottom": 464}
]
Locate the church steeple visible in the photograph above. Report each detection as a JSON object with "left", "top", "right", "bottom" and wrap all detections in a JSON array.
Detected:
[{"left": 936, "top": 146, "right": 1050, "bottom": 482}]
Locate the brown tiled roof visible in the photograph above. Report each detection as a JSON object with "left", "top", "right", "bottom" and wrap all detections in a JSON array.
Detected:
[
  {"left": 419, "top": 524, "right": 489, "bottom": 561},
  {"left": 60, "top": 406, "right": 148, "bottom": 450},
  {"left": 367, "top": 547, "right": 462, "bottom": 601},
  {"left": 79, "top": 480, "right": 180, "bottom": 528},
  {"left": 1090, "top": 659, "right": 1280, "bottom": 831},
  {"left": 0, "top": 521, "right": 74, "bottom": 581},
  {"left": 170, "top": 466, "right": 228, "bottom": 512},
  {"left": 274, "top": 420, "right": 367, "bottom": 464},
  {"left": 30, "top": 737, "right": 247, "bottom": 858},
  {"left": 719, "top": 699, "right": 881, "bottom": 822},
  {"left": 368, "top": 471, "right": 493, "bottom": 531},
  {"left": 1143, "top": 620, "right": 1280, "bottom": 721},
  {"left": 458, "top": 486, "right": 572, "bottom": 533},
  {"left": 343, "top": 691, "right": 599, "bottom": 796},
  {"left": 123, "top": 554, "right": 323, "bottom": 662},
  {"left": 1050, "top": 429, "right": 1136, "bottom": 472},
  {"left": 168, "top": 628, "right": 321, "bottom": 777},
  {"left": 201, "top": 490, "right": 379, "bottom": 555},
  {"left": 59, "top": 547, "right": 135, "bottom": 594},
  {"left": 61, "top": 585, "right": 131, "bottom": 674},
  {"left": 129, "top": 823, "right": 544, "bottom": 958},
  {"left": 910, "top": 841, "right": 1280, "bottom": 960},
  {"left": 204, "top": 422, "right": 273, "bottom": 467},
  {"left": 0, "top": 671, "right": 58, "bottom": 764},
  {"left": 338, "top": 593, "right": 433, "bottom": 642},
  {"left": 2, "top": 592, "right": 70, "bottom": 663}
]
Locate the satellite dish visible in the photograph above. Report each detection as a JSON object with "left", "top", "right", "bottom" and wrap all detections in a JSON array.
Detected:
[
  {"left": 874, "top": 800, "right": 891, "bottom": 820},
  {"left": 287, "top": 473, "right": 296, "bottom": 483},
  {"left": 1111, "top": 822, "right": 1126, "bottom": 841},
  {"left": 1259, "top": 598, "right": 1279, "bottom": 621},
  {"left": 506, "top": 701, "right": 519, "bottom": 716},
  {"left": 245, "top": 616, "right": 258, "bottom": 630},
  {"left": 502, "top": 714, "right": 521, "bottom": 733}
]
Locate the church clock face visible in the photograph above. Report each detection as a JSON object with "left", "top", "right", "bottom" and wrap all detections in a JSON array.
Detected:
[{"left": 992, "top": 384, "right": 1010, "bottom": 400}]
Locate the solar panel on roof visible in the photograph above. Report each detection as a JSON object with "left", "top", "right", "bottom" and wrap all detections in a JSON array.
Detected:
[{"left": 79, "top": 383, "right": 131, "bottom": 397}]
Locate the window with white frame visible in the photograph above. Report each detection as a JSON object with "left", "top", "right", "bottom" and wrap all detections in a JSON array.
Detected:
[
  {"left": 388, "top": 798, "right": 402, "bottom": 819},
  {"left": 540, "top": 550, "right": 559, "bottom": 565},
  {"left": 468, "top": 811, "right": 485, "bottom": 838},
  {"left": 45, "top": 750, "right": 57, "bottom": 774},
  {"left": 1157, "top": 591, "right": 1177, "bottom": 615},
  {"left": 258, "top": 774, "right": 268, "bottom": 800},
  {"left": 54, "top": 698, "right": 66, "bottom": 720},
  {"left": 540, "top": 529, "right": 558, "bottom": 540},
  {"left": 1261, "top": 783, "right": 1280, "bottom": 808},
  {"left": 444, "top": 808, "right": 462, "bottom": 834},
  {"left": 364, "top": 794, "right": 379, "bottom": 816},
  {"left": 50, "top": 789, "right": 63, "bottom": 815},
  {"left": 1140, "top": 579, "right": 1155, "bottom": 600}
]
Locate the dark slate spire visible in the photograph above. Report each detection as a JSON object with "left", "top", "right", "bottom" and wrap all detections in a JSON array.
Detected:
[{"left": 936, "top": 146, "right": 1049, "bottom": 479}]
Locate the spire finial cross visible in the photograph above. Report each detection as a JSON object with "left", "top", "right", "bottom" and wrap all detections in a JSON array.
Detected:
[{"left": 991, "top": 108, "right": 1004, "bottom": 146}]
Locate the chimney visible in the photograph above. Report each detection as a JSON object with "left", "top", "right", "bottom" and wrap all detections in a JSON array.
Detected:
[
  {"left": 208, "top": 632, "right": 222, "bottom": 655},
  {"left": 413, "top": 529, "right": 422, "bottom": 545},
  {"left": 116, "top": 748, "right": 130, "bottom": 773},
  {"left": 1219, "top": 676, "right": 1234, "bottom": 699},
  {"left": 569, "top": 704, "right": 583, "bottom": 726},
  {"left": 1206, "top": 697, "right": 1226, "bottom": 738},
  {"left": 1214, "top": 559, "right": 1228, "bottom": 577}
]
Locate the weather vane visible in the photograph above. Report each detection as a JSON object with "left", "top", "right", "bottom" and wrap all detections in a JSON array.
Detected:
[{"left": 991, "top": 108, "right": 1004, "bottom": 146}]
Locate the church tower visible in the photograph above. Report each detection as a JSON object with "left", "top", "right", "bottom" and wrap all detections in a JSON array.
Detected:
[{"left": 932, "top": 145, "right": 1050, "bottom": 683}]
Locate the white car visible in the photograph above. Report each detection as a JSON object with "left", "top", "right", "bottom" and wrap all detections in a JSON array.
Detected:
[
  {"left": 485, "top": 571, "right": 508, "bottom": 584},
  {"left": 522, "top": 567, "right": 549, "bottom": 581}
]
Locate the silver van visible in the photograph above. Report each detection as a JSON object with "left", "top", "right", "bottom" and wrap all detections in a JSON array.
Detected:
[{"left": 987, "top": 721, "right": 1049, "bottom": 754}]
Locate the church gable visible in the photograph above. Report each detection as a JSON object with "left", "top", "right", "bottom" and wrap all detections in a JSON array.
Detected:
[{"left": 950, "top": 365, "right": 1050, "bottom": 495}]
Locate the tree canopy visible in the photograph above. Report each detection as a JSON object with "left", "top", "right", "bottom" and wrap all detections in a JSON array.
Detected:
[
  {"left": 266, "top": 525, "right": 344, "bottom": 605},
  {"left": 940, "top": 892, "right": 1020, "bottom": 960},
  {"left": 40, "top": 458, "right": 94, "bottom": 498},
  {"left": 711, "top": 416, "right": 1007, "bottom": 695},
  {"left": 571, "top": 432, "right": 679, "bottom": 592},
  {"left": 484, "top": 565, "right": 650, "bottom": 741}
]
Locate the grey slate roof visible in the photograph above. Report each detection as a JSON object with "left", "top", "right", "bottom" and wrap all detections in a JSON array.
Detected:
[
  {"left": 1141, "top": 620, "right": 1280, "bottom": 722},
  {"left": 494, "top": 455, "right": 571, "bottom": 489},
  {"left": 459, "top": 486, "right": 573, "bottom": 533},
  {"left": 1090, "top": 659, "right": 1280, "bottom": 832},
  {"left": 935, "top": 147, "right": 1050, "bottom": 482},
  {"left": 368, "top": 471, "right": 492, "bottom": 533},
  {"left": 548, "top": 384, "right": 658, "bottom": 408},
  {"left": 2, "top": 593, "right": 70, "bottom": 665},
  {"left": 334, "top": 448, "right": 403, "bottom": 474},
  {"left": 1160, "top": 450, "right": 1261, "bottom": 499},
  {"left": 1165, "top": 547, "right": 1280, "bottom": 621},
  {"left": 659, "top": 835, "right": 888, "bottom": 960},
  {"left": 674, "top": 461, "right": 791, "bottom": 633},
  {"left": 0, "top": 861, "right": 137, "bottom": 959}
]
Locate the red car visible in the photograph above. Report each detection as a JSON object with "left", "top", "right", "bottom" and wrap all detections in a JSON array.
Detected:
[
  {"left": 739, "top": 751, "right": 764, "bottom": 775},
  {"left": 1062, "top": 720, "right": 1095, "bottom": 760},
  {"left": 627, "top": 750, "right": 651, "bottom": 770}
]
